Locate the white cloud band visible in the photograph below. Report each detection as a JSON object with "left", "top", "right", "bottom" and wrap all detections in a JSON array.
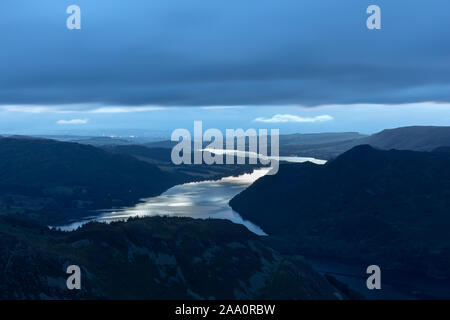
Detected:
[
  {"left": 57, "top": 119, "right": 89, "bottom": 125},
  {"left": 254, "top": 114, "right": 333, "bottom": 123}
]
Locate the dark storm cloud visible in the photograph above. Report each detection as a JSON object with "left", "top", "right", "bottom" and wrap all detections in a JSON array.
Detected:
[{"left": 1, "top": 0, "right": 450, "bottom": 108}]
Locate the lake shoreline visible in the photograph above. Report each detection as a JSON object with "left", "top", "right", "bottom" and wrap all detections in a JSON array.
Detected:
[{"left": 54, "top": 155, "right": 328, "bottom": 232}]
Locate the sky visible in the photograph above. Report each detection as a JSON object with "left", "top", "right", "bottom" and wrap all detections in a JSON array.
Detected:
[{"left": 0, "top": 0, "right": 449, "bottom": 137}]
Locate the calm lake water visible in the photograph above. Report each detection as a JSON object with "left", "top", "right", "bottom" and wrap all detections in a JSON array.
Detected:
[
  {"left": 202, "top": 148, "right": 328, "bottom": 165},
  {"left": 56, "top": 155, "right": 326, "bottom": 233},
  {"left": 56, "top": 168, "right": 270, "bottom": 234}
]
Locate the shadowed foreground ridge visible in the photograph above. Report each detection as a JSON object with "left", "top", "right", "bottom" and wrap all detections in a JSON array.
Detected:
[{"left": 0, "top": 216, "right": 354, "bottom": 300}]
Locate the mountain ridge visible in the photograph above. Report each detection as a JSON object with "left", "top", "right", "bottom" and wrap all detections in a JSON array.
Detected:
[{"left": 230, "top": 145, "right": 450, "bottom": 279}]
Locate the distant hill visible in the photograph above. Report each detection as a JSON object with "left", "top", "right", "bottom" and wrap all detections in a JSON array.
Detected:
[
  {"left": 141, "top": 126, "right": 450, "bottom": 160},
  {"left": 365, "top": 126, "right": 450, "bottom": 151},
  {"left": 143, "top": 132, "right": 367, "bottom": 160},
  {"left": 144, "top": 140, "right": 179, "bottom": 149},
  {"left": 104, "top": 144, "right": 261, "bottom": 182},
  {"left": 0, "top": 137, "right": 177, "bottom": 224},
  {"left": 69, "top": 136, "right": 134, "bottom": 146},
  {"left": 279, "top": 132, "right": 366, "bottom": 146},
  {"left": 75, "top": 126, "right": 450, "bottom": 160},
  {"left": 277, "top": 126, "right": 450, "bottom": 159},
  {"left": 0, "top": 216, "right": 354, "bottom": 300},
  {"left": 103, "top": 145, "right": 173, "bottom": 164},
  {"left": 275, "top": 126, "right": 450, "bottom": 159},
  {"left": 277, "top": 132, "right": 366, "bottom": 159},
  {"left": 230, "top": 145, "right": 450, "bottom": 279},
  {"left": 33, "top": 135, "right": 99, "bottom": 142},
  {"left": 29, "top": 135, "right": 166, "bottom": 145}
]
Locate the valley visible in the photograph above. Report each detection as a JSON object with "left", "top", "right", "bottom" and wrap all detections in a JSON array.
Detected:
[{"left": 0, "top": 125, "right": 449, "bottom": 300}]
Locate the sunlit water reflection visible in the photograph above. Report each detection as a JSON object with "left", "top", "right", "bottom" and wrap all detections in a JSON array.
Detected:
[{"left": 55, "top": 156, "right": 326, "bottom": 234}]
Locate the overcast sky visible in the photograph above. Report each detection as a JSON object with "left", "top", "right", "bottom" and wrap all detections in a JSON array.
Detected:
[{"left": 0, "top": 0, "right": 449, "bottom": 135}]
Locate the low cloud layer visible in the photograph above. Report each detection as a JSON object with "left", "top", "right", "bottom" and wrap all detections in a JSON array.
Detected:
[
  {"left": 0, "top": 104, "right": 166, "bottom": 114},
  {"left": 254, "top": 114, "right": 333, "bottom": 123},
  {"left": 1, "top": 1, "right": 450, "bottom": 109},
  {"left": 57, "top": 119, "right": 88, "bottom": 125}
]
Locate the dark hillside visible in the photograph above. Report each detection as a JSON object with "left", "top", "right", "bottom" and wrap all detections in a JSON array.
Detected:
[{"left": 230, "top": 145, "right": 450, "bottom": 279}]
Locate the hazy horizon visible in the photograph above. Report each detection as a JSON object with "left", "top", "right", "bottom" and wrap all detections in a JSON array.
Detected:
[{"left": 1, "top": 103, "right": 449, "bottom": 138}]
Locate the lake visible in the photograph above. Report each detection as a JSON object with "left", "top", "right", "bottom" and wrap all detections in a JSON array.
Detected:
[
  {"left": 56, "top": 155, "right": 326, "bottom": 233},
  {"left": 56, "top": 168, "right": 269, "bottom": 233}
]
